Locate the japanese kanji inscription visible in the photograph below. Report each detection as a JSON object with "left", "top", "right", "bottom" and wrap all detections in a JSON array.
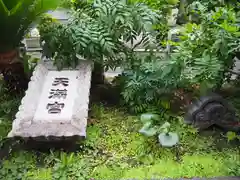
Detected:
[
  {"left": 52, "top": 77, "right": 69, "bottom": 86},
  {"left": 8, "top": 60, "right": 92, "bottom": 138},
  {"left": 33, "top": 70, "right": 80, "bottom": 123},
  {"left": 46, "top": 77, "right": 69, "bottom": 114},
  {"left": 46, "top": 102, "right": 65, "bottom": 114},
  {"left": 48, "top": 89, "right": 67, "bottom": 99}
]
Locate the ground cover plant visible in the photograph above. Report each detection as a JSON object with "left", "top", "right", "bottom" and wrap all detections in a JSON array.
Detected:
[
  {"left": 0, "top": 83, "right": 239, "bottom": 179},
  {"left": 0, "top": 0, "right": 239, "bottom": 179}
]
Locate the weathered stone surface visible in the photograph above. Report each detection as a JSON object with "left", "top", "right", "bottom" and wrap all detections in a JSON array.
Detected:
[
  {"left": 8, "top": 59, "right": 92, "bottom": 138},
  {"left": 185, "top": 93, "right": 240, "bottom": 132},
  {"left": 33, "top": 71, "right": 79, "bottom": 123}
]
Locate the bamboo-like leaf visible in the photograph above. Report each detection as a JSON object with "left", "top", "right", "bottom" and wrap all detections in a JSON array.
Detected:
[
  {"left": 0, "top": 0, "right": 9, "bottom": 16},
  {"left": 9, "top": 0, "right": 24, "bottom": 16},
  {"left": 139, "top": 122, "right": 158, "bottom": 137},
  {"left": 140, "top": 113, "right": 159, "bottom": 123}
]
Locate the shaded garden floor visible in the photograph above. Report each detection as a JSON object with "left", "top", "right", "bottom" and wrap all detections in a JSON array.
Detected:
[{"left": 0, "top": 84, "right": 239, "bottom": 179}]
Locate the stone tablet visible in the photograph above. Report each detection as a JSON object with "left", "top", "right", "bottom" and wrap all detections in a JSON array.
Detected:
[
  {"left": 33, "top": 71, "right": 79, "bottom": 123},
  {"left": 8, "top": 60, "right": 92, "bottom": 138}
]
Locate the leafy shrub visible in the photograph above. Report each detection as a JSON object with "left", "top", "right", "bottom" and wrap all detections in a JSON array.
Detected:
[
  {"left": 187, "top": 0, "right": 240, "bottom": 11},
  {"left": 224, "top": 152, "right": 240, "bottom": 176},
  {"left": 177, "top": 5, "right": 240, "bottom": 88},
  {"left": 0, "top": 152, "right": 36, "bottom": 180},
  {"left": 0, "top": 0, "right": 60, "bottom": 53},
  {"left": 139, "top": 113, "right": 179, "bottom": 147},
  {"left": 117, "top": 4, "right": 239, "bottom": 113},
  {"left": 51, "top": 153, "right": 91, "bottom": 180},
  {"left": 135, "top": 0, "right": 180, "bottom": 44},
  {"left": 39, "top": 0, "right": 159, "bottom": 70},
  {"left": 114, "top": 53, "right": 187, "bottom": 113}
]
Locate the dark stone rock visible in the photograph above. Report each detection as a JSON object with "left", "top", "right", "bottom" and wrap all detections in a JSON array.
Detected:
[{"left": 185, "top": 93, "right": 240, "bottom": 132}]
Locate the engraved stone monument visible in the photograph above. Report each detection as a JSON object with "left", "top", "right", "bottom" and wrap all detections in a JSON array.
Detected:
[{"left": 8, "top": 59, "right": 92, "bottom": 139}]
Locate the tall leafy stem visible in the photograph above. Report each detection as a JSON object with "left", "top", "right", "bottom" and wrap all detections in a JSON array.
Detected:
[
  {"left": 119, "top": 4, "right": 239, "bottom": 113},
  {"left": 39, "top": 0, "right": 159, "bottom": 70}
]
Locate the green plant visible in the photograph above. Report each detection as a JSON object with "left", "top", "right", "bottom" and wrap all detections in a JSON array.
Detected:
[
  {"left": 187, "top": 0, "right": 240, "bottom": 11},
  {"left": 226, "top": 131, "right": 240, "bottom": 142},
  {"left": 0, "top": 81, "right": 21, "bottom": 117},
  {"left": 176, "top": 5, "right": 239, "bottom": 90},
  {"left": 136, "top": 0, "right": 179, "bottom": 44},
  {"left": 0, "top": 0, "right": 60, "bottom": 53},
  {"left": 139, "top": 113, "right": 179, "bottom": 147},
  {"left": 0, "top": 152, "right": 36, "bottom": 180},
  {"left": 139, "top": 113, "right": 160, "bottom": 136},
  {"left": 175, "top": 0, "right": 240, "bottom": 25},
  {"left": 118, "top": 56, "right": 185, "bottom": 113},
  {"left": 39, "top": 0, "right": 159, "bottom": 70},
  {"left": 120, "top": 4, "right": 239, "bottom": 113},
  {"left": 0, "top": 101, "right": 240, "bottom": 178},
  {"left": 51, "top": 152, "right": 90, "bottom": 180},
  {"left": 59, "top": 0, "right": 72, "bottom": 8},
  {"left": 0, "top": 0, "right": 61, "bottom": 92}
]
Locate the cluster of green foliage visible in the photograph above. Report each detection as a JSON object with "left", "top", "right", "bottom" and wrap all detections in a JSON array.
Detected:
[
  {"left": 114, "top": 54, "right": 184, "bottom": 113},
  {"left": 138, "top": 113, "right": 179, "bottom": 147},
  {"left": 118, "top": 2, "right": 240, "bottom": 113},
  {"left": 1, "top": 1, "right": 240, "bottom": 179},
  {"left": 139, "top": 0, "right": 179, "bottom": 42},
  {"left": 175, "top": 6, "right": 239, "bottom": 87},
  {"left": 187, "top": 0, "right": 240, "bottom": 11},
  {"left": 0, "top": 0, "right": 60, "bottom": 53},
  {"left": 40, "top": 2, "right": 239, "bottom": 115},
  {"left": 0, "top": 95, "right": 239, "bottom": 179},
  {"left": 39, "top": 0, "right": 159, "bottom": 70}
]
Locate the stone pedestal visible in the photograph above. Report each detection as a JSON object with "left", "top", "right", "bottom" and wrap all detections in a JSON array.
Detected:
[{"left": 8, "top": 59, "right": 93, "bottom": 139}]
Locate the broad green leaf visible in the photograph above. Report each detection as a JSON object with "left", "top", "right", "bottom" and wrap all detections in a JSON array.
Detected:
[
  {"left": 160, "top": 122, "right": 171, "bottom": 129},
  {"left": 226, "top": 131, "right": 237, "bottom": 142},
  {"left": 160, "top": 100, "right": 170, "bottom": 110},
  {"left": 0, "top": 0, "right": 9, "bottom": 16},
  {"left": 160, "top": 122, "right": 171, "bottom": 134},
  {"left": 100, "top": 38, "right": 105, "bottom": 47},
  {"left": 158, "top": 132, "right": 179, "bottom": 147},
  {"left": 9, "top": 0, "right": 24, "bottom": 15},
  {"left": 140, "top": 113, "right": 159, "bottom": 123},
  {"left": 139, "top": 122, "right": 158, "bottom": 137},
  {"left": 2, "top": 0, "right": 19, "bottom": 10}
]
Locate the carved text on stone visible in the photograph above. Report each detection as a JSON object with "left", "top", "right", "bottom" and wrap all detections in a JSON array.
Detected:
[
  {"left": 46, "top": 102, "right": 65, "bottom": 114},
  {"left": 48, "top": 89, "right": 67, "bottom": 99},
  {"left": 46, "top": 77, "right": 70, "bottom": 114},
  {"left": 52, "top": 77, "right": 69, "bottom": 87}
]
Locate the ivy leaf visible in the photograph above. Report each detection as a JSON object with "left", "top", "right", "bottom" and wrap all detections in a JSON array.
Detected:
[
  {"left": 158, "top": 132, "right": 179, "bottom": 147},
  {"left": 160, "top": 122, "right": 171, "bottom": 129},
  {"left": 226, "top": 131, "right": 237, "bottom": 142},
  {"left": 139, "top": 122, "right": 158, "bottom": 137},
  {"left": 140, "top": 113, "right": 159, "bottom": 124},
  {"left": 159, "top": 122, "right": 171, "bottom": 134},
  {"left": 160, "top": 100, "right": 171, "bottom": 110}
]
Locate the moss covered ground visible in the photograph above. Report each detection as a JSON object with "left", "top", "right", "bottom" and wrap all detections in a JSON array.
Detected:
[{"left": 0, "top": 86, "right": 239, "bottom": 180}]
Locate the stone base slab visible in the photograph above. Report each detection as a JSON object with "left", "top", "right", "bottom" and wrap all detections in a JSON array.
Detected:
[
  {"left": 8, "top": 123, "right": 86, "bottom": 138},
  {"left": 8, "top": 59, "right": 93, "bottom": 139}
]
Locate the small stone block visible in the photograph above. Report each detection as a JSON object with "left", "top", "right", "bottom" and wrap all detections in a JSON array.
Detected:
[{"left": 8, "top": 60, "right": 92, "bottom": 140}]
